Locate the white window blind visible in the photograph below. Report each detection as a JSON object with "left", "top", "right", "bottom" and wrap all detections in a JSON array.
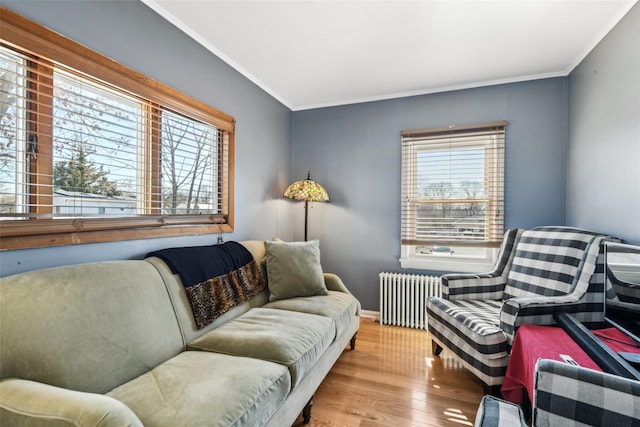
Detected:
[
  {"left": 160, "top": 110, "right": 225, "bottom": 216},
  {"left": 51, "top": 69, "right": 144, "bottom": 217},
  {"left": 401, "top": 121, "right": 506, "bottom": 250},
  {"left": 0, "top": 47, "right": 26, "bottom": 216},
  {"left": 0, "top": 7, "right": 235, "bottom": 249},
  {"left": 0, "top": 49, "right": 228, "bottom": 221}
]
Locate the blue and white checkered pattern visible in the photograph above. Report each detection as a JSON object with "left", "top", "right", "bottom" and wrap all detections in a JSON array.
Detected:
[
  {"left": 475, "top": 359, "right": 640, "bottom": 426},
  {"left": 427, "top": 229, "right": 522, "bottom": 385},
  {"left": 500, "top": 227, "right": 613, "bottom": 342},
  {"left": 427, "top": 226, "right": 617, "bottom": 387},
  {"left": 607, "top": 258, "right": 640, "bottom": 311},
  {"left": 428, "top": 298, "right": 508, "bottom": 385},
  {"left": 533, "top": 359, "right": 640, "bottom": 426},
  {"left": 504, "top": 227, "right": 605, "bottom": 297},
  {"left": 474, "top": 395, "right": 527, "bottom": 427},
  {"left": 442, "top": 229, "right": 523, "bottom": 301}
]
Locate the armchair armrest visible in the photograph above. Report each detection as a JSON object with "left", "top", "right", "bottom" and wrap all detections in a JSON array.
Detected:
[
  {"left": 0, "top": 379, "right": 143, "bottom": 427},
  {"left": 442, "top": 273, "right": 507, "bottom": 301},
  {"left": 533, "top": 359, "right": 640, "bottom": 425},
  {"left": 499, "top": 294, "right": 581, "bottom": 342},
  {"left": 442, "top": 228, "right": 523, "bottom": 301},
  {"left": 474, "top": 359, "right": 640, "bottom": 427},
  {"left": 474, "top": 395, "right": 527, "bottom": 427}
]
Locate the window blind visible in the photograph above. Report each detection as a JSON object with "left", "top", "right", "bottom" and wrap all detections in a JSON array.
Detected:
[
  {"left": 401, "top": 121, "right": 506, "bottom": 248},
  {"left": 0, "top": 7, "right": 234, "bottom": 249}
]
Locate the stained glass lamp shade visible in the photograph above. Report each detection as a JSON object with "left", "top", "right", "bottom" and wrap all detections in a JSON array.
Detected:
[{"left": 284, "top": 171, "right": 329, "bottom": 240}]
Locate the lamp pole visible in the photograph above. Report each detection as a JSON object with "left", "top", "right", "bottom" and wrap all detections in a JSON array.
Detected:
[{"left": 304, "top": 199, "right": 309, "bottom": 241}]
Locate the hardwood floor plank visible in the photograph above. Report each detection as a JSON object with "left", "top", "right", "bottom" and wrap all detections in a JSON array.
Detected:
[{"left": 292, "top": 318, "right": 485, "bottom": 427}]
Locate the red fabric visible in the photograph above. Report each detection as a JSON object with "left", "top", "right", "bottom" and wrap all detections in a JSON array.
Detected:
[
  {"left": 591, "top": 328, "right": 640, "bottom": 354},
  {"left": 501, "top": 325, "right": 640, "bottom": 405}
]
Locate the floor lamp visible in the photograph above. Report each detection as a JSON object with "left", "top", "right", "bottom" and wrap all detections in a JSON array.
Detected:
[{"left": 283, "top": 171, "right": 329, "bottom": 241}]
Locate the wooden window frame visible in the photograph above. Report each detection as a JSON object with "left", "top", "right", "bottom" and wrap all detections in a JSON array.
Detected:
[{"left": 0, "top": 8, "right": 235, "bottom": 250}]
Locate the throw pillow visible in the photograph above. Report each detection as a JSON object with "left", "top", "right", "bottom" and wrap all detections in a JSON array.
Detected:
[{"left": 264, "top": 239, "right": 327, "bottom": 302}]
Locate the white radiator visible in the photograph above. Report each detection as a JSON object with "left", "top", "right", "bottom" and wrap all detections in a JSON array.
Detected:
[{"left": 379, "top": 272, "right": 442, "bottom": 329}]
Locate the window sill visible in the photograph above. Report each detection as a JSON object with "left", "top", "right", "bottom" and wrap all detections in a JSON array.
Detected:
[
  {"left": 0, "top": 222, "right": 232, "bottom": 251},
  {"left": 399, "top": 256, "right": 495, "bottom": 274}
]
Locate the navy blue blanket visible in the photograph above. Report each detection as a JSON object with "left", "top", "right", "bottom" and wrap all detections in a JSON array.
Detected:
[
  {"left": 148, "top": 241, "right": 253, "bottom": 288},
  {"left": 147, "top": 241, "right": 265, "bottom": 329}
]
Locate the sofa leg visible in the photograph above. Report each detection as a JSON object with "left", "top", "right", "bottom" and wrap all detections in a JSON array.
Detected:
[
  {"left": 432, "top": 340, "right": 443, "bottom": 356},
  {"left": 302, "top": 395, "right": 313, "bottom": 423},
  {"left": 350, "top": 332, "right": 357, "bottom": 350}
]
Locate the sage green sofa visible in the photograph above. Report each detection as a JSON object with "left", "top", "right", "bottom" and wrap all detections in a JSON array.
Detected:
[{"left": 0, "top": 240, "right": 360, "bottom": 427}]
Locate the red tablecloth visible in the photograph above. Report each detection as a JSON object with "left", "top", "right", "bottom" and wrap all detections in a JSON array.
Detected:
[{"left": 501, "top": 325, "right": 640, "bottom": 405}]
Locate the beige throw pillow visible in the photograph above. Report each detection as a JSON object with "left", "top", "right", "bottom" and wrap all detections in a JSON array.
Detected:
[{"left": 264, "top": 239, "right": 327, "bottom": 302}]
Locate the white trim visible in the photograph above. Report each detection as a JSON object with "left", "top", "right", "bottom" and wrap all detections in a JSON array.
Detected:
[
  {"left": 292, "top": 72, "right": 565, "bottom": 111},
  {"left": 399, "top": 257, "right": 495, "bottom": 273},
  {"left": 360, "top": 310, "right": 379, "bottom": 321},
  {"left": 400, "top": 245, "right": 498, "bottom": 274}
]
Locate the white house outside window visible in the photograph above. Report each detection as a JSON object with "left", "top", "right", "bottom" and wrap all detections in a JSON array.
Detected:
[{"left": 400, "top": 121, "right": 506, "bottom": 273}]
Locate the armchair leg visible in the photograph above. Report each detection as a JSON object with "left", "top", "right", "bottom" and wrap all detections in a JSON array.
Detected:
[
  {"left": 483, "top": 384, "right": 502, "bottom": 397},
  {"left": 432, "top": 340, "right": 443, "bottom": 356},
  {"left": 302, "top": 395, "right": 313, "bottom": 423},
  {"left": 350, "top": 332, "right": 357, "bottom": 350}
]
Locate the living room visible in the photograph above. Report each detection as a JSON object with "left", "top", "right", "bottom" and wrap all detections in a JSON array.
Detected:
[
  {"left": 1, "top": 1, "right": 639, "bottom": 426},
  {"left": 1, "top": 0, "right": 637, "bottom": 297}
]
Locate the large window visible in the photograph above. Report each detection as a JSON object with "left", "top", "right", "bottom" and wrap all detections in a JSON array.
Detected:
[
  {"left": 0, "top": 8, "right": 234, "bottom": 250},
  {"left": 400, "top": 121, "right": 505, "bottom": 272}
]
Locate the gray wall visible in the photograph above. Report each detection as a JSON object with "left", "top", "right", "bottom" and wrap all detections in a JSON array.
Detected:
[
  {"left": 0, "top": 0, "right": 293, "bottom": 275},
  {"left": 567, "top": 2, "right": 640, "bottom": 244},
  {"left": 292, "top": 79, "right": 569, "bottom": 310}
]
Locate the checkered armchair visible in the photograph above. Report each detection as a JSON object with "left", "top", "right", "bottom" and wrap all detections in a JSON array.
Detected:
[
  {"left": 427, "top": 226, "right": 617, "bottom": 386},
  {"left": 475, "top": 359, "right": 640, "bottom": 426}
]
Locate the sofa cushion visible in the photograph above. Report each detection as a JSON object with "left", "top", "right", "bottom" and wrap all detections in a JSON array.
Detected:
[
  {"left": 426, "top": 297, "right": 509, "bottom": 385},
  {"left": 264, "top": 291, "right": 359, "bottom": 338},
  {"left": 187, "top": 307, "right": 335, "bottom": 388},
  {"left": 107, "top": 351, "right": 290, "bottom": 427},
  {"left": 264, "top": 239, "right": 327, "bottom": 301},
  {"left": 0, "top": 261, "right": 184, "bottom": 394},
  {"left": 427, "top": 298, "right": 507, "bottom": 355},
  {"left": 504, "top": 228, "right": 600, "bottom": 299}
]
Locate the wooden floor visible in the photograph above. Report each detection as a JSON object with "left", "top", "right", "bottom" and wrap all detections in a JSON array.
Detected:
[{"left": 292, "top": 318, "right": 485, "bottom": 427}]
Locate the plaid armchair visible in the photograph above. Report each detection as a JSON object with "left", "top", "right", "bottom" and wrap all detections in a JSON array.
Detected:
[
  {"left": 474, "top": 359, "right": 640, "bottom": 426},
  {"left": 426, "top": 226, "right": 617, "bottom": 387}
]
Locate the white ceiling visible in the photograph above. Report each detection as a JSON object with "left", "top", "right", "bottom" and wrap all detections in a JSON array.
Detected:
[{"left": 142, "top": 0, "right": 637, "bottom": 111}]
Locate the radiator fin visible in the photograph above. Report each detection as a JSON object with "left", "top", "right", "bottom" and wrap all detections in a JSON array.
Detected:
[{"left": 379, "top": 272, "right": 442, "bottom": 329}]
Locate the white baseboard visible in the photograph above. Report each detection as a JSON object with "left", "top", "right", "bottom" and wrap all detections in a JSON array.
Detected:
[{"left": 360, "top": 309, "right": 380, "bottom": 321}]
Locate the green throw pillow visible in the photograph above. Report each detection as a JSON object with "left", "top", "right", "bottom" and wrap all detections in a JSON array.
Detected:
[{"left": 264, "top": 239, "right": 327, "bottom": 302}]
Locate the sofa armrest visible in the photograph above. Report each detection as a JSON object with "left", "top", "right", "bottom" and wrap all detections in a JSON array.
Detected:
[
  {"left": 533, "top": 359, "right": 640, "bottom": 425},
  {"left": 324, "top": 273, "right": 349, "bottom": 294},
  {"left": 324, "top": 273, "right": 360, "bottom": 315},
  {"left": 0, "top": 379, "right": 143, "bottom": 427},
  {"left": 441, "top": 273, "right": 507, "bottom": 301}
]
